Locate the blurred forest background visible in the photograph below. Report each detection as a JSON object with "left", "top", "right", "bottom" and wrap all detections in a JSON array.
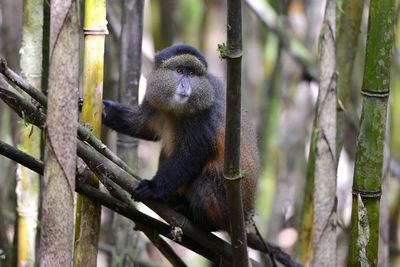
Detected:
[{"left": 0, "top": 0, "right": 399, "bottom": 266}]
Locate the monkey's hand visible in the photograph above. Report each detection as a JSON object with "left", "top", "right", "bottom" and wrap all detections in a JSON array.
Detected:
[
  {"left": 101, "top": 100, "right": 113, "bottom": 121},
  {"left": 132, "top": 180, "right": 163, "bottom": 201}
]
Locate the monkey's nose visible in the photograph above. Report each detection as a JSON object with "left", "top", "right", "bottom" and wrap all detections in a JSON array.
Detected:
[{"left": 176, "top": 81, "right": 192, "bottom": 97}]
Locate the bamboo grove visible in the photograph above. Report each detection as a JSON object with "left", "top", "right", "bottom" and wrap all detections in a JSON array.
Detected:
[{"left": 0, "top": 0, "right": 399, "bottom": 266}]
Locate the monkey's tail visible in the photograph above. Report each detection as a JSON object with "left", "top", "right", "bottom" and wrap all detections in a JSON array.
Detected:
[{"left": 247, "top": 218, "right": 303, "bottom": 267}]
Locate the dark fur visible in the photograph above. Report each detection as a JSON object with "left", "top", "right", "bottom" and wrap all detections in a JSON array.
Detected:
[
  {"left": 102, "top": 45, "right": 259, "bottom": 231},
  {"left": 155, "top": 44, "right": 208, "bottom": 69}
]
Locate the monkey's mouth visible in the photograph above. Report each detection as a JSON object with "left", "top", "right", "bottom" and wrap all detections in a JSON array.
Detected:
[{"left": 174, "top": 93, "right": 190, "bottom": 103}]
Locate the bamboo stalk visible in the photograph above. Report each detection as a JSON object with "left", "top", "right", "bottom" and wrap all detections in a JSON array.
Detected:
[
  {"left": 73, "top": 0, "right": 107, "bottom": 265},
  {"left": 38, "top": 0, "right": 80, "bottom": 265},
  {"left": 299, "top": 0, "right": 364, "bottom": 262},
  {"left": 110, "top": 1, "right": 144, "bottom": 265},
  {"left": 336, "top": 0, "right": 365, "bottom": 156},
  {"left": 311, "top": 0, "right": 337, "bottom": 266},
  {"left": 16, "top": 0, "right": 43, "bottom": 266},
  {"left": 348, "top": 0, "right": 396, "bottom": 265},
  {"left": 296, "top": 117, "right": 316, "bottom": 265},
  {"left": 224, "top": 1, "right": 249, "bottom": 266}
]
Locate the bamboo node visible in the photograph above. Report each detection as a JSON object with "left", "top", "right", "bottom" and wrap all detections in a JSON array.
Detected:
[
  {"left": 223, "top": 174, "right": 243, "bottom": 181},
  {"left": 225, "top": 50, "right": 243, "bottom": 59},
  {"left": 83, "top": 28, "right": 109, "bottom": 36},
  {"left": 352, "top": 188, "right": 381, "bottom": 198},
  {"left": 360, "top": 89, "right": 390, "bottom": 98}
]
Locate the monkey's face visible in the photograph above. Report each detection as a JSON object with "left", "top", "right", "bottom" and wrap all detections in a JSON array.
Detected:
[{"left": 146, "top": 54, "right": 215, "bottom": 115}]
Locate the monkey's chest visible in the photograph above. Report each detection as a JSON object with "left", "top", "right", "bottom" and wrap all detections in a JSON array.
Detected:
[{"left": 159, "top": 125, "right": 176, "bottom": 159}]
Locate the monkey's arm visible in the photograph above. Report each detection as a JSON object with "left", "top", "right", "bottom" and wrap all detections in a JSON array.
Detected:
[
  {"left": 102, "top": 100, "right": 159, "bottom": 141},
  {"left": 133, "top": 128, "right": 216, "bottom": 200}
]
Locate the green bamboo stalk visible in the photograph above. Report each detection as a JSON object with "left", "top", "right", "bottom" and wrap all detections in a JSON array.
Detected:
[
  {"left": 16, "top": 0, "right": 43, "bottom": 266},
  {"left": 348, "top": 0, "right": 396, "bottom": 265},
  {"left": 73, "top": 0, "right": 107, "bottom": 266},
  {"left": 336, "top": 0, "right": 365, "bottom": 156}
]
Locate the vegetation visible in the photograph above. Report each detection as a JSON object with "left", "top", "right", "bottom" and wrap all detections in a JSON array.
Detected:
[{"left": 0, "top": 0, "right": 398, "bottom": 266}]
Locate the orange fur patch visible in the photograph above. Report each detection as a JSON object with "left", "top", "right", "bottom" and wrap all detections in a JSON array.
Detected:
[
  {"left": 205, "top": 196, "right": 225, "bottom": 229},
  {"left": 206, "top": 130, "right": 224, "bottom": 170}
]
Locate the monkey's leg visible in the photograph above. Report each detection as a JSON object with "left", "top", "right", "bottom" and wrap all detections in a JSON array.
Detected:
[{"left": 186, "top": 172, "right": 228, "bottom": 232}]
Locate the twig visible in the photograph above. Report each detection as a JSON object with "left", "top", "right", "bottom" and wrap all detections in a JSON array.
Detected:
[
  {"left": 251, "top": 220, "right": 277, "bottom": 267},
  {"left": 0, "top": 140, "right": 44, "bottom": 175},
  {"left": 0, "top": 59, "right": 47, "bottom": 106},
  {"left": 77, "top": 126, "right": 140, "bottom": 180},
  {"left": 0, "top": 79, "right": 46, "bottom": 128}
]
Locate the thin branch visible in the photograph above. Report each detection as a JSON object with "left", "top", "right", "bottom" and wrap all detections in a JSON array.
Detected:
[
  {"left": 0, "top": 79, "right": 46, "bottom": 128},
  {"left": 77, "top": 126, "right": 140, "bottom": 180},
  {"left": 0, "top": 140, "right": 44, "bottom": 175},
  {"left": 0, "top": 59, "right": 47, "bottom": 106}
]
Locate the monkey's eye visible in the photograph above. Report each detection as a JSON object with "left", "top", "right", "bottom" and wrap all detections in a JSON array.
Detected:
[
  {"left": 189, "top": 71, "right": 195, "bottom": 77},
  {"left": 176, "top": 67, "right": 184, "bottom": 74}
]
